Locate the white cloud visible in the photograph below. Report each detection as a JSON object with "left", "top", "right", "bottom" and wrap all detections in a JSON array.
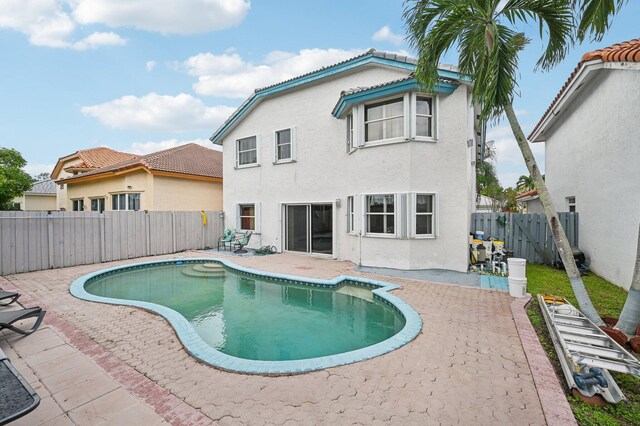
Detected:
[
  {"left": 73, "top": 0, "right": 250, "bottom": 35},
  {"left": 24, "top": 163, "right": 55, "bottom": 177},
  {"left": 486, "top": 122, "right": 545, "bottom": 187},
  {"left": 0, "top": 0, "right": 126, "bottom": 49},
  {"left": 0, "top": 0, "right": 249, "bottom": 49},
  {"left": 146, "top": 60, "right": 156, "bottom": 71},
  {"left": 128, "top": 138, "right": 221, "bottom": 155},
  {"left": 372, "top": 25, "right": 404, "bottom": 46},
  {"left": 184, "top": 48, "right": 366, "bottom": 99},
  {"left": 81, "top": 92, "right": 236, "bottom": 132}
]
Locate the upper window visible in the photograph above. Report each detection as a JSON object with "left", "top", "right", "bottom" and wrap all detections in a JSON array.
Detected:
[
  {"left": 239, "top": 204, "right": 255, "bottom": 231},
  {"left": 236, "top": 136, "right": 258, "bottom": 166},
  {"left": 275, "top": 129, "right": 293, "bottom": 162},
  {"left": 416, "top": 96, "right": 434, "bottom": 138},
  {"left": 365, "top": 98, "right": 404, "bottom": 143},
  {"left": 347, "top": 196, "right": 355, "bottom": 233},
  {"left": 366, "top": 195, "right": 395, "bottom": 235},
  {"left": 72, "top": 199, "right": 84, "bottom": 211},
  {"left": 567, "top": 196, "right": 576, "bottom": 213},
  {"left": 415, "top": 194, "right": 435, "bottom": 236},
  {"left": 346, "top": 113, "right": 354, "bottom": 152},
  {"left": 112, "top": 193, "right": 140, "bottom": 211}
]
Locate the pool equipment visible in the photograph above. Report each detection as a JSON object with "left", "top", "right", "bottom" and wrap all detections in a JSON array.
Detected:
[{"left": 537, "top": 294, "right": 640, "bottom": 403}]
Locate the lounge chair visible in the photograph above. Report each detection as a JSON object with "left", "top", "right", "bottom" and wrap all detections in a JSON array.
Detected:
[
  {"left": 0, "top": 307, "right": 46, "bottom": 335},
  {"left": 218, "top": 228, "right": 235, "bottom": 251},
  {"left": 232, "top": 231, "right": 253, "bottom": 254},
  {"left": 0, "top": 348, "right": 41, "bottom": 424},
  {"left": 0, "top": 290, "right": 20, "bottom": 306}
]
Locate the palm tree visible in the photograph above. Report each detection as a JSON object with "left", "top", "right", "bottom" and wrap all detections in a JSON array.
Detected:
[
  {"left": 404, "top": 0, "right": 625, "bottom": 325},
  {"left": 615, "top": 223, "right": 640, "bottom": 336},
  {"left": 516, "top": 175, "right": 535, "bottom": 193}
]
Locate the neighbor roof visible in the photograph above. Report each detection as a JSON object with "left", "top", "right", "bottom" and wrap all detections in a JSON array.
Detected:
[
  {"left": 25, "top": 179, "right": 56, "bottom": 195},
  {"left": 515, "top": 189, "right": 538, "bottom": 200},
  {"left": 209, "top": 49, "right": 465, "bottom": 144},
  {"left": 58, "top": 144, "right": 222, "bottom": 183},
  {"left": 52, "top": 147, "right": 138, "bottom": 178},
  {"left": 529, "top": 38, "right": 640, "bottom": 141}
]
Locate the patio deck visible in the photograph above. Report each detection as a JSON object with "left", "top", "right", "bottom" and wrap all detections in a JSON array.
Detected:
[{"left": 1, "top": 251, "right": 555, "bottom": 425}]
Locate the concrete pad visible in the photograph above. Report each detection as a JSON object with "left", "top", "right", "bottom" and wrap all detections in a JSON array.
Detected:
[
  {"left": 357, "top": 265, "right": 481, "bottom": 287},
  {"left": 11, "top": 334, "right": 66, "bottom": 357},
  {"left": 51, "top": 372, "right": 120, "bottom": 411},
  {"left": 22, "top": 343, "right": 76, "bottom": 367},
  {"left": 31, "top": 351, "right": 96, "bottom": 380},
  {"left": 68, "top": 388, "right": 138, "bottom": 424},
  {"left": 41, "top": 415, "right": 75, "bottom": 426},
  {"left": 11, "top": 396, "right": 63, "bottom": 426},
  {"left": 41, "top": 362, "right": 99, "bottom": 393}
]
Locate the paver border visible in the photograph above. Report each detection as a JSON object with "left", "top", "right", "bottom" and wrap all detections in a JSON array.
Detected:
[
  {"left": 70, "top": 257, "right": 423, "bottom": 375},
  {"left": 511, "top": 294, "right": 577, "bottom": 426}
]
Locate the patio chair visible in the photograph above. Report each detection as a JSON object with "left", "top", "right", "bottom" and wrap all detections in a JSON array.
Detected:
[
  {"left": 0, "top": 290, "right": 20, "bottom": 306},
  {"left": 0, "top": 307, "right": 46, "bottom": 335},
  {"left": 218, "top": 228, "right": 236, "bottom": 251},
  {"left": 232, "top": 231, "right": 253, "bottom": 254},
  {"left": 0, "top": 347, "right": 41, "bottom": 424}
]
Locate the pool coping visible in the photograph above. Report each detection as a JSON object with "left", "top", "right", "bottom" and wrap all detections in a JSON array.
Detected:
[{"left": 69, "top": 257, "right": 423, "bottom": 375}]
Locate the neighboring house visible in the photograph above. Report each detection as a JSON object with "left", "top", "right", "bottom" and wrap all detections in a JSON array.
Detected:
[
  {"left": 55, "top": 144, "right": 223, "bottom": 212},
  {"left": 210, "top": 50, "right": 479, "bottom": 272},
  {"left": 476, "top": 195, "right": 501, "bottom": 213},
  {"left": 51, "top": 147, "right": 139, "bottom": 210},
  {"left": 529, "top": 38, "right": 640, "bottom": 290},
  {"left": 12, "top": 179, "right": 56, "bottom": 210},
  {"left": 515, "top": 189, "right": 544, "bottom": 214}
]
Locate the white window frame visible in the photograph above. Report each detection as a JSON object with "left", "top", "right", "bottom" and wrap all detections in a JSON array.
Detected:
[
  {"left": 411, "top": 93, "right": 437, "bottom": 141},
  {"left": 413, "top": 193, "right": 437, "bottom": 238},
  {"left": 111, "top": 192, "right": 141, "bottom": 211},
  {"left": 363, "top": 94, "right": 409, "bottom": 146},
  {"left": 346, "top": 113, "right": 355, "bottom": 153},
  {"left": 363, "top": 193, "right": 397, "bottom": 237},
  {"left": 237, "top": 203, "right": 261, "bottom": 233},
  {"left": 235, "top": 135, "right": 259, "bottom": 168},
  {"left": 71, "top": 198, "right": 84, "bottom": 211},
  {"left": 90, "top": 197, "right": 105, "bottom": 213},
  {"left": 567, "top": 196, "right": 576, "bottom": 213},
  {"left": 347, "top": 196, "right": 356, "bottom": 234},
  {"left": 273, "top": 128, "right": 296, "bottom": 164}
]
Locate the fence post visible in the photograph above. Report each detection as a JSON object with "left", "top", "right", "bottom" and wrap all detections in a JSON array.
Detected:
[
  {"left": 47, "top": 213, "right": 54, "bottom": 269},
  {"left": 171, "top": 211, "right": 176, "bottom": 253}
]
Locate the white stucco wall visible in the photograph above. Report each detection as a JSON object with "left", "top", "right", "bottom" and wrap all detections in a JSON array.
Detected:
[
  {"left": 220, "top": 64, "right": 475, "bottom": 272},
  {"left": 525, "top": 198, "right": 544, "bottom": 214},
  {"left": 543, "top": 68, "right": 640, "bottom": 290}
]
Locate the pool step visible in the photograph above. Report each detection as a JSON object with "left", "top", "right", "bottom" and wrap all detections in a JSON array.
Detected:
[{"left": 181, "top": 264, "right": 225, "bottom": 278}]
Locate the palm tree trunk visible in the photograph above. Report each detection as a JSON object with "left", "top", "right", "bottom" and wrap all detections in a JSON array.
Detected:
[
  {"left": 615, "top": 222, "right": 640, "bottom": 336},
  {"left": 504, "top": 103, "right": 603, "bottom": 325}
]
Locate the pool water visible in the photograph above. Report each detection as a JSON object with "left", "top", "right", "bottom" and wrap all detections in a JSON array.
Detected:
[{"left": 85, "top": 263, "right": 406, "bottom": 361}]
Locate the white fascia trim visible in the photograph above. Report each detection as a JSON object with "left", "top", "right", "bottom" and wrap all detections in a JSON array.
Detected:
[{"left": 530, "top": 60, "right": 604, "bottom": 143}]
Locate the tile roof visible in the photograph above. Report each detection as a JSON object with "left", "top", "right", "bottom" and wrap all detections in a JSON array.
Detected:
[
  {"left": 59, "top": 144, "right": 222, "bottom": 182},
  {"left": 25, "top": 179, "right": 56, "bottom": 195},
  {"left": 76, "top": 147, "right": 138, "bottom": 168},
  {"left": 529, "top": 38, "right": 640, "bottom": 140},
  {"left": 515, "top": 189, "right": 538, "bottom": 200}
]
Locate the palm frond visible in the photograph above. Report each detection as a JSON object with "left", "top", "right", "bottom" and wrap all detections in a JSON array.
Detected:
[{"left": 573, "top": 0, "right": 627, "bottom": 42}]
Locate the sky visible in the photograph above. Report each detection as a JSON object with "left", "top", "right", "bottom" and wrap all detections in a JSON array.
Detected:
[{"left": 1, "top": 0, "right": 638, "bottom": 186}]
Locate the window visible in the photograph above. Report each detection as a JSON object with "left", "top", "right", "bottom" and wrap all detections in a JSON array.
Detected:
[
  {"left": 90, "top": 198, "right": 105, "bottom": 213},
  {"left": 275, "top": 129, "right": 293, "bottom": 162},
  {"left": 346, "top": 113, "right": 354, "bottom": 152},
  {"left": 72, "top": 199, "right": 84, "bottom": 211},
  {"left": 239, "top": 204, "right": 255, "bottom": 231},
  {"left": 365, "top": 195, "right": 395, "bottom": 235},
  {"left": 365, "top": 98, "right": 404, "bottom": 142},
  {"left": 111, "top": 193, "right": 140, "bottom": 211},
  {"left": 415, "top": 194, "right": 435, "bottom": 236},
  {"left": 567, "top": 196, "right": 576, "bottom": 213},
  {"left": 415, "top": 96, "right": 434, "bottom": 138},
  {"left": 347, "top": 196, "right": 355, "bottom": 233},
  {"left": 236, "top": 136, "right": 258, "bottom": 166},
  {"left": 59, "top": 184, "right": 64, "bottom": 189}
]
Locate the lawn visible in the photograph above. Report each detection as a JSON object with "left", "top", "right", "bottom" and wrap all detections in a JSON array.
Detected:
[{"left": 526, "top": 264, "right": 640, "bottom": 426}]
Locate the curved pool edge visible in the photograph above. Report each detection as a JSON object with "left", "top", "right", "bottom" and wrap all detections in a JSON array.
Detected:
[{"left": 69, "top": 257, "right": 423, "bottom": 375}]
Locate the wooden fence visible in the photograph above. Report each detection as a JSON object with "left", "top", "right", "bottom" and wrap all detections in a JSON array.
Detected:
[
  {"left": 471, "top": 212, "right": 579, "bottom": 265},
  {"left": 0, "top": 211, "right": 223, "bottom": 276}
]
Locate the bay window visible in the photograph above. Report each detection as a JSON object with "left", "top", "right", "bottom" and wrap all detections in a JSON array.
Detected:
[
  {"left": 365, "top": 98, "right": 404, "bottom": 143},
  {"left": 415, "top": 194, "right": 435, "bottom": 237}
]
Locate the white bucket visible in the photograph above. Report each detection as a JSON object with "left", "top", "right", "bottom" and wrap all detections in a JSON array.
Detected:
[
  {"left": 508, "top": 257, "right": 527, "bottom": 279},
  {"left": 508, "top": 277, "right": 527, "bottom": 298},
  {"left": 475, "top": 230, "right": 485, "bottom": 240}
]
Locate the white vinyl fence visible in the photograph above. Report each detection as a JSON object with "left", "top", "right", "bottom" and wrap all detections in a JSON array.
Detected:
[{"left": 0, "top": 211, "right": 223, "bottom": 276}]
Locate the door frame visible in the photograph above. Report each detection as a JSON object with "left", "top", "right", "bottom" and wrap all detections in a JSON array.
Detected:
[{"left": 280, "top": 201, "right": 336, "bottom": 258}]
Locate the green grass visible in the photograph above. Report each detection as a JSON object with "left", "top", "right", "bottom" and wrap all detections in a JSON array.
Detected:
[{"left": 526, "top": 264, "right": 640, "bottom": 426}]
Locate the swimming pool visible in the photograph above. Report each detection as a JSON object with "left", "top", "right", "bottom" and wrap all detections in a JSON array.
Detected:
[{"left": 70, "top": 258, "right": 422, "bottom": 374}]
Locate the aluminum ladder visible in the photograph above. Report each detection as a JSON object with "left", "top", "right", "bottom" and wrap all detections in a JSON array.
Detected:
[{"left": 537, "top": 294, "right": 640, "bottom": 403}]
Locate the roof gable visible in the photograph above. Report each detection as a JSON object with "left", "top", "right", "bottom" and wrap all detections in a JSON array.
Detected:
[
  {"left": 52, "top": 147, "right": 137, "bottom": 179},
  {"left": 209, "top": 49, "right": 465, "bottom": 144}
]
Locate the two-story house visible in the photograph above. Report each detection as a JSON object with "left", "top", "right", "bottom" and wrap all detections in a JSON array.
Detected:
[
  {"left": 529, "top": 38, "right": 640, "bottom": 290},
  {"left": 211, "top": 50, "right": 478, "bottom": 272}
]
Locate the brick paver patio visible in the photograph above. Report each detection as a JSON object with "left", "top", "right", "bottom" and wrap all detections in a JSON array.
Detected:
[{"left": 1, "top": 252, "right": 550, "bottom": 425}]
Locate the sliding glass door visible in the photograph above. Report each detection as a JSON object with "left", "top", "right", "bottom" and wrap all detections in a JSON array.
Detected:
[{"left": 285, "top": 204, "right": 332, "bottom": 255}]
